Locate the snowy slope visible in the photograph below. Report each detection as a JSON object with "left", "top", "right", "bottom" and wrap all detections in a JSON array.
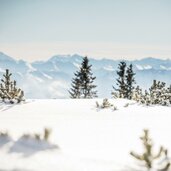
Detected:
[{"left": 0, "top": 99, "right": 171, "bottom": 171}]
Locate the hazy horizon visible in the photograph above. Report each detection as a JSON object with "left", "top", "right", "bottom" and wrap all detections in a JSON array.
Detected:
[
  {"left": 0, "top": 0, "right": 171, "bottom": 61},
  {"left": 1, "top": 50, "right": 171, "bottom": 63}
]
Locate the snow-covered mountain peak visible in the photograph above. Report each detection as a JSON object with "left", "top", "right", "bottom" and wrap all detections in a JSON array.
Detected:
[
  {"left": 0, "top": 52, "right": 16, "bottom": 62},
  {"left": 0, "top": 52, "right": 171, "bottom": 98},
  {"left": 48, "top": 54, "right": 73, "bottom": 63}
]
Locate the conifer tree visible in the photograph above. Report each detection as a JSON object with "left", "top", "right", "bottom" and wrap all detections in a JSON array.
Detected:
[
  {"left": 0, "top": 69, "right": 24, "bottom": 103},
  {"left": 113, "top": 61, "right": 127, "bottom": 98},
  {"left": 125, "top": 64, "right": 136, "bottom": 99},
  {"left": 69, "top": 71, "right": 81, "bottom": 98},
  {"left": 69, "top": 56, "right": 97, "bottom": 98},
  {"left": 133, "top": 80, "right": 171, "bottom": 106}
]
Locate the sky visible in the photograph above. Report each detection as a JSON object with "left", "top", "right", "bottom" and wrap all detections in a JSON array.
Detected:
[{"left": 0, "top": 0, "right": 171, "bottom": 61}]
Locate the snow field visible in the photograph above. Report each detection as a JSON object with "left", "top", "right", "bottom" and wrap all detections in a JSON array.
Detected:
[{"left": 0, "top": 99, "right": 171, "bottom": 171}]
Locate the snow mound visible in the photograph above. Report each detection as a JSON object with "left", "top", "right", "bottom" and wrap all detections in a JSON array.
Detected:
[
  {"left": 9, "top": 137, "right": 58, "bottom": 157},
  {"left": 0, "top": 136, "right": 12, "bottom": 148}
]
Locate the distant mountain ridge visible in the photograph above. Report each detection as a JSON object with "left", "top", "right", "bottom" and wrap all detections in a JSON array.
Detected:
[{"left": 0, "top": 52, "right": 171, "bottom": 98}]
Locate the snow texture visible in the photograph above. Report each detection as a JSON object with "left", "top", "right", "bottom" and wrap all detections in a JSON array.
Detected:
[{"left": 0, "top": 99, "right": 171, "bottom": 171}]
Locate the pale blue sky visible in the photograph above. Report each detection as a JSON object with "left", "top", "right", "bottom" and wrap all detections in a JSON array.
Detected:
[{"left": 0, "top": 0, "right": 171, "bottom": 61}]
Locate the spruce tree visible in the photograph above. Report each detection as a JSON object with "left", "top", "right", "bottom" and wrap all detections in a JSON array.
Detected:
[
  {"left": 69, "top": 71, "right": 81, "bottom": 98},
  {"left": 113, "top": 61, "right": 127, "bottom": 98},
  {"left": 69, "top": 56, "right": 97, "bottom": 98},
  {"left": 125, "top": 64, "right": 136, "bottom": 99}
]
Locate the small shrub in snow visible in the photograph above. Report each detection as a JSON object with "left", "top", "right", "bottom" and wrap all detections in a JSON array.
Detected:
[
  {"left": 124, "top": 103, "right": 129, "bottom": 107},
  {"left": 0, "top": 130, "right": 9, "bottom": 137},
  {"left": 130, "top": 129, "right": 170, "bottom": 171},
  {"left": 96, "top": 98, "right": 114, "bottom": 109},
  {"left": 101, "top": 98, "right": 113, "bottom": 108},
  {"left": 0, "top": 130, "right": 11, "bottom": 145},
  {"left": 133, "top": 80, "right": 171, "bottom": 106},
  {"left": 111, "top": 91, "right": 119, "bottom": 99},
  {"left": 21, "top": 128, "right": 52, "bottom": 142},
  {"left": 21, "top": 133, "right": 41, "bottom": 141},
  {"left": 132, "top": 85, "right": 143, "bottom": 102},
  {"left": 0, "top": 69, "right": 24, "bottom": 104},
  {"left": 96, "top": 101, "right": 100, "bottom": 108},
  {"left": 21, "top": 134, "right": 32, "bottom": 139},
  {"left": 43, "top": 128, "right": 51, "bottom": 141},
  {"left": 113, "top": 106, "right": 118, "bottom": 111},
  {"left": 34, "top": 133, "right": 41, "bottom": 141}
]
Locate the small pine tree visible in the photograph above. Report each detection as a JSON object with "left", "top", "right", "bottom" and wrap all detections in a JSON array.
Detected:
[
  {"left": 133, "top": 80, "right": 171, "bottom": 106},
  {"left": 125, "top": 64, "right": 136, "bottom": 99},
  {"left": 130, "top": 129, "right": 170, "bottom": 171},
  {"left": 112, "top": 61, "right": 127, "bottom": 98},
  {"left": 0, "top": 69, "right": 24, "bottom": 103},
  {"left": 98, "top": 98, "right": 113, "bottom": 108},
  {"left": 132, "top": 85, "right": 142, "bottom": 102},
  {"left": 69, "top": 56, "right": 97, "bottom": 98}
]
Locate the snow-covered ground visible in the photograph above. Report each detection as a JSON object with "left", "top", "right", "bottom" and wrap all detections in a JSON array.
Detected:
[{"left": 0, "top": 99, "right": 171, "bottom": 171}]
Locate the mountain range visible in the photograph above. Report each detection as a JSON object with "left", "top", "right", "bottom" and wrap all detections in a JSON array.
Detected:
[{"left": 0, "top": 52, "right": 171, "bottom": 98}]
